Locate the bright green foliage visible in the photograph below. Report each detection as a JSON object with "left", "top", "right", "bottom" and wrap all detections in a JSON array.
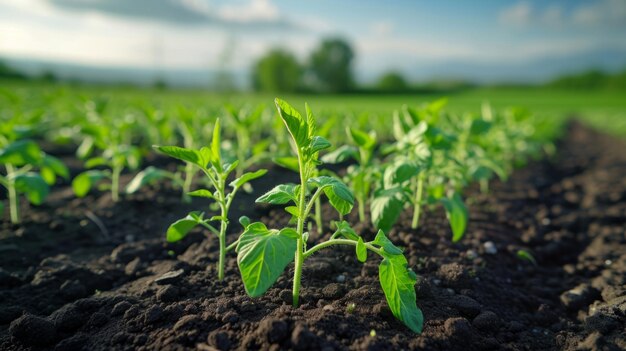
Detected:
[
  {"left": 0, "top": 138, "right": 68, "bottom": 224},
  {"left": 71, "top": 107, "right": 142, "bottom": 202},
  {"left": 237, "top": 98, "right": 423, "bottom": 333},
  {"left": 322, "top": 127, "right": 378, "bottom": 221},
  {"left": 156, "top": 119, "right": 267, "bottom": 280}
]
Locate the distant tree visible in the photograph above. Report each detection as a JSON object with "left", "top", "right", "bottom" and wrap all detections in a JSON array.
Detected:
[
  {"left": 308, "top": 38, "right": 354, "bottom": 93},
  {"left": 252, "top": 49, "right": 301, "bottom": 93},
  {"left": 0, "top": 60, "right": 26, "bottom": 80},
  {"left": 376, "top": 71, "right": 409, "bottom": 92}
]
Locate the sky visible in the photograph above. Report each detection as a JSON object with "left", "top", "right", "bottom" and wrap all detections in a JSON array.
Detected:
[{"left": 1, "top": 0, "right": 625, "bottom": 85}]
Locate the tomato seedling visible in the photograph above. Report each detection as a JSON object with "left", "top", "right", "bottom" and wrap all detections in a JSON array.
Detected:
[
  {"left": 322, "top": 127, "right": 378, "bottom": 222},
  {"left": 237, "top": 99, "right": 423, "bottom": 333},
  {"left": 0, "top": 139, "right": 68, "bottom": 224},
  {"left": 156, "top": 119, "right": 267, "bottom": 280}
]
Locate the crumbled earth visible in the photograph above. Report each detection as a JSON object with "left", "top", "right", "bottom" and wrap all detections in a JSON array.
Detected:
[{"left": 1, "top": 122, "right": 625, "bottom": 350}]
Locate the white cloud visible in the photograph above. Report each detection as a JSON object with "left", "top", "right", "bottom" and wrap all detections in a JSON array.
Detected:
[
  {"left": 499, "top": 0, "right": 626, "bottom": 29},
  {"left": 370, "top": 20, "right": 393, "bottom": 37},
  {"left": 218, "top": 0, "right": 279, "bottom": 22},
  {"left": 573, "top": 0, "right": 626, "bottom": 27},
  {"left": 498, "top": 1, "right": 532, "bottom": 27}
]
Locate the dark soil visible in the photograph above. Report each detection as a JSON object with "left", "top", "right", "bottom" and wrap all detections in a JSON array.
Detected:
[{"left": 1, "top": 122, "right": 625, "bottom": 351}]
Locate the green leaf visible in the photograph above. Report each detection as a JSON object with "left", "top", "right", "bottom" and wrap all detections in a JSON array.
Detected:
[
  {"left": 256, "top": 184, "right": 298, "bottom": 205},
  {"left": 0, "top": 140, "right": 42, "bottom": 166},
  {"left": 275, "top": 98, "right": 309, "bottom": 148},
  {"left": 440, "top": 192, "right": 468, "bottom": 242},
  {"left": 14, "top": 173, "right": 49, "bottom": 205},
  {"left": 0, "top": 201, "right": 4, "bottom": 217},
  {"left": 72, "top": 170, "right": 110, "bottom": 198},
  {"left": 331, "top": 220, "right": 359, "bottom": 240},
  {"left": 379, "top": 253, "right": 423, "bottom": 333},
  {"left": 384, "top": 161, "right": 421, "bottom": 188},
  {"left": 371, "top": 188, "right": 404, "bottom": 233},
  {"left": 230, "top": 169, "right": 267, "bottom": 189},
  {"left": 236, "top": 222, "right": 298, "bottom": 297},
  {"left": 187, "top": 189, "right": 214, "bottom": 199},
  {"left": 372, "top": 230, "right": 403, "bottom": 255},
  {"left": 42, "top": 154, "right": 69, "bottom": 180},
  {"left": 85, "top": 157, "right": 107, "bottom": 169},
  {"left": 154, "top": 145, "right": 207, "bottom": 169},
  {"left": 125, "top": 166, "right": 169, "bottom": 194},
  {"left": 310, "top": 136, "right": 331, "bottom": 153},
  {"left": 272, "top": 157, "right": 299, "bottom": 172},
  {"left": 166, "top": 211, "right": 204, "bottom": 242},
  {"left": 516, "top": 249, "right": 537, "bottom": 266},
  {"left": 356, "top": 237, "right": 367, "bottom": 262},
  {"left": 320, "top": 145, "right": 358, "bottom": 164},
  {"left": 40, "top": 167, "right": 56, "bottom": 185},
  {"left": 76, "top": 137, "right": 94, "bottom": 159},
  {"left": 308, "top": 176, "right": 354, "bottom": 215},
  {"left": 284, "top": 206, "right": 299, "bottom": 217},
  {"left": 348, "top": 127, "right": 375, "bottom": 149}
]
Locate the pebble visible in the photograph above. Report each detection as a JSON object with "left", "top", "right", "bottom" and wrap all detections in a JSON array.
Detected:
[
  {"left": 336, "top": 274, "right": 346, "bottom": 283},
  {"left": 449, "top": 295, "right": 482, "bottom": 318},
  {"left": 60, "top": 280, "right": 87, "bottom": 300},
  {"left": 207, "top": 330, "right": 231, "bottom": 350},
  {"left": 156, "top": 285, "right": 180, "bottom": 302},
  {"left": 259, "top": 318, "right": 289, "bottom": 343},
  {"left": 49, "top": 303, "right": 87, "bottom": 332},
  {"left": 560, "top": 284, "right": 599, "bottom": 311},
  {"left": 155, "top": 269, "right": 185, "bottom": 285},
  {"left": 443, "top": 317, "right": 472, "bottom": 340},
  {"left": 322, "top": 283, "right": 344, "bottom": 299},
  {"left": 144, "top": 305, "right": 164, "bottom": 324},
  {"left": 466, "top": 250, "right": 478, "bottom": 260},
  {"left": 484, "top": 241, "right": 497, "bottom": 255},
  {"left": 291, "top": 323, "right": 318, "bottom": 350},
  {"left": 125, "top": 258, "right": 141, "bottom": 276},
  {"left": 111, "top": 301, "right": 133, "bottom": 316},
  {"left": 472, "top": 311, "right": 500, "bottom": 332}
]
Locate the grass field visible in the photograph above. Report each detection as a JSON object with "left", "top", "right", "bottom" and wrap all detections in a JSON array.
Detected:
[{"left": 4, "top": 82, "right": 625, "bottom": 136}]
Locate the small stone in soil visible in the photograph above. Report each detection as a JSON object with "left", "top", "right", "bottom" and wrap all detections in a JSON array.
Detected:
[
  {"left": 437, "top": 263, "right": 470, "bottom": 289},
  {"left": 322, "top": 283, "right": 344, "bottom": 299},
  {"left": 449, "top": 295, "right": 482, "bottom": 318},
  {"left": 154, "top": 269, "right": 185, "bottom": 285},
  {"left": 111, "top": 301, "right": 132, "bottom": 316},
  {"left": 156, "top": 285, "right": 180, "bottom": 302},
  {"left": 291, "top": 323, "right": 318, "bottom": 350},
  {"left": 60, "top": 280, "right": 87, "bottom": 300},
  {"left": 259, "top": 318, "right": 289, "bottom": 343},
  {"left": 87, "top": 312, "right": 109, "bottom": 327},
  {"left": 484, "top": 241, "right": 497, "bottom": 255},
  {"left": 9, "top": 313, "right": 57, "bottom": 347},
  {"left": 443, "top": 317, "right": 472, "bottom": 340},
  {"left": 207, "top": 330, "right": 231, "bottom": 350},
  {"left": 125, "top": 258, "right": 141, "bottom": 276},
  {"left": 472, "top": 311, "right": 500, "bottom": 332},
  {"left": 560, "top": 283, "right": 599, "bottom": 311},
  {"left": 144, "top": 305, "right": 164, "bottom": 324},
  {"left": 49, "top": 303, "right": 87, "bottom": 332}
]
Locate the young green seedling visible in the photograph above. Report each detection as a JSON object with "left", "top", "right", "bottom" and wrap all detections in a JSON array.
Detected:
[
  {"left": 72, "top": 119, "right": 141, "bottom": 202},
  {"left": 224, "top": 104, "right": 271, "bottom": 179},
  {"left": 0, "top": 139, "right": 68, "bottom": 224},
  {"left": 372, "top": 101, "right": 469, "bottom": 242},
  {"left": 125, "top": 111, "right": 206, "bottom": 203},
  {"left": 156, "top": 119, "right": 267, "bottom": 280},
  {"left": 237, "top": 99, "right": 423, "bottom": 333},
  {"left": 322, "top": 127, "right": 378, "bottom": 222}
]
